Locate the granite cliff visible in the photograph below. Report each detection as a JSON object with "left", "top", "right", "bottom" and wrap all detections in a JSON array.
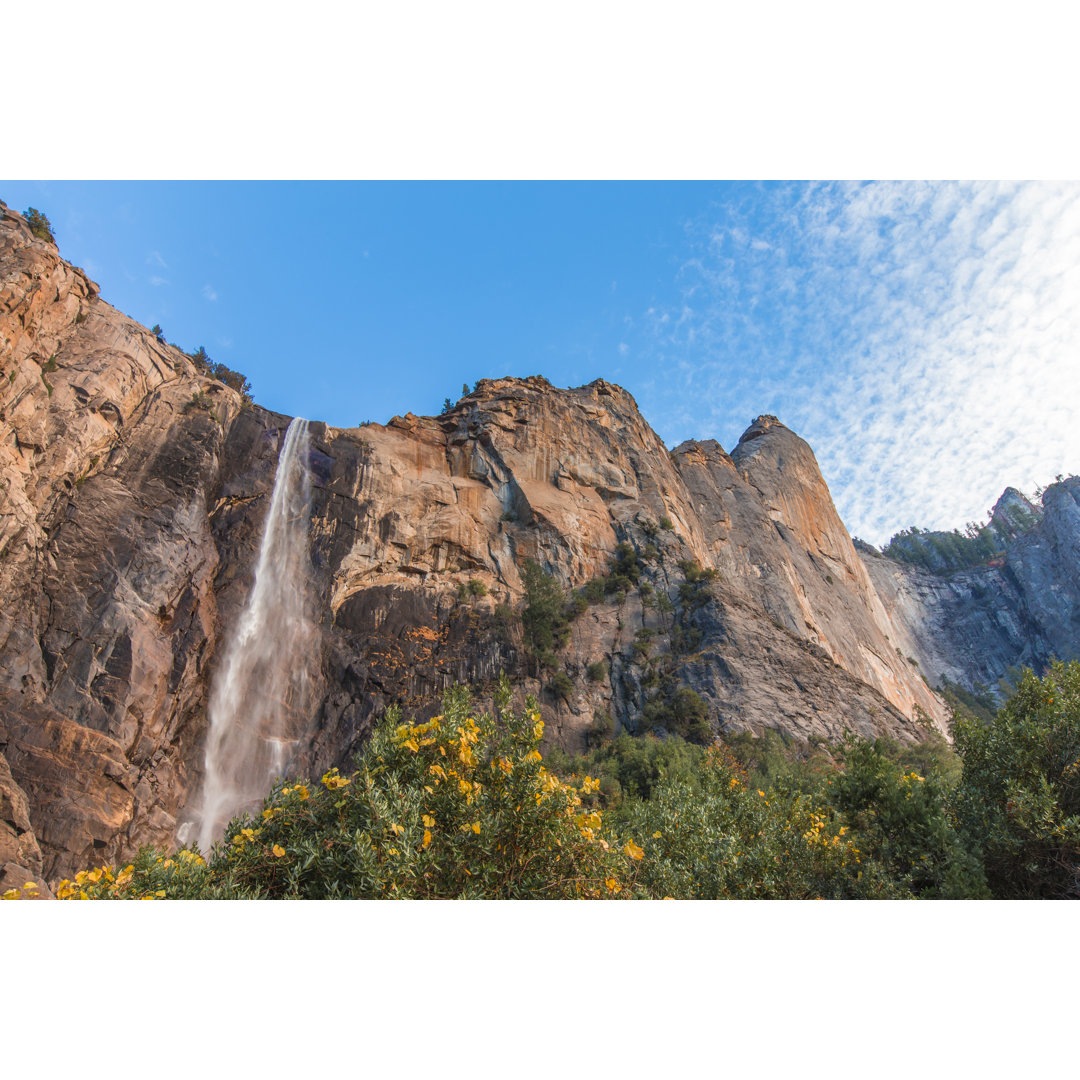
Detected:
[{"left": 2, "top": 207, "right": 1078, "bottom": 892}]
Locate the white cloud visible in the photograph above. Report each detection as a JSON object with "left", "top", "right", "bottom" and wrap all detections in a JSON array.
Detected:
[
  {"left": 635, "top": 181, "right": 1080, "bottom": 545},
  {"left": 618, "top": 342, "right": 629, "bottom": 356},
  {"left": 149, "top": 275, "right": 168, "bottom": 287},
  {"left": 147, "top": 250, "right": 167, "bottom": 268},
  {"left": 202, "top": 284, "right": 218, "bottom": 302}
]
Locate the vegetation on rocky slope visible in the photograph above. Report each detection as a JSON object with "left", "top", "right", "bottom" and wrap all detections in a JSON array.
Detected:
[{"left": 12, "top": 661, "right": 1076, "bottom": 901}]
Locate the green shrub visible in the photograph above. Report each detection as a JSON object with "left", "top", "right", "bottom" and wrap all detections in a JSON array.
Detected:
[
  {"left": 639, "top": 687, "right": 711, "bottom": 744},
  {"left": 588, "top": 710, "right": 614, "bottom": 747},
  {"left": 621, "top": 745, "right": 883, "bottom": 899},
  {"left": 587, "top": 660, "right": 608, "bottom": 683},
  {"left": 608, "top": 542, "right": 641, "bottom": 586},
  {"left": 547, "top": 670, "right": 574, "bottom": 702},
  {"left": 659, "top": 516, "right": 674, "bottom": 531},
  {"left": 562, "top": 731, "right": 707, "bottom": 804},
  {"left": 566, "top": 594, "right": 588, "bottom": 619},
  {"left": 829, "top": 736, "right": 988, "bottom": 898},
  {"left": 582, "top": 578, "right": 607, "bottom": 604},
  {"left": 521, "top": 560, "right": 570, "bottom": 663},
  {"left": 467, "top": 578, "right": 488, "bottom": 597},
  {"left": 953, "top": 660, "right": 1080, "bottom": 898}
]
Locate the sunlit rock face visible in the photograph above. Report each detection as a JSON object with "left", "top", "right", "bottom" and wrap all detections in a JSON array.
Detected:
[{"left": 2, "top": 208, "right": 1078, "bottom": 882}]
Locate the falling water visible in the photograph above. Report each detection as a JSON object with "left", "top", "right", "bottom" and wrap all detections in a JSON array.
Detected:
[{"left": 187, "top": 418, "right": 320, "bottom": 853}]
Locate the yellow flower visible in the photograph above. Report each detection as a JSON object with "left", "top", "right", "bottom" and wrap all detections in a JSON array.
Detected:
[
  {"left": 652, "top": 831, "right": 662, "bottom": 839},
  {"left": 605, "top": 877, "right": 620, "bottom": 893},
  {"left": 321, "top": 768, "right": 352, "bottom": 789},
  {"left": 272, "top": 844, "right": 286, "bottom": 857},
  {"left": 623, "top": 840, "right": 645, "bottom": 861},
  {"left": 524, "top": 749, "right": 542, "bottom": 764},
  {"left": 471, "top": 821, "right": 482, "bottom": 834},
  {"left": 2, "top": 888, "right": 19, "bottom": 900},
  {"left": 422, "top": 829, "right": 432, "bottom": 849},
  {"left": 533, "top": 719, "right": 545, "bottom": 740},
  {"left": 403, "top": 738, "right": 420, "bottom": 753},
  {"left": 422, "top": 814, "right": 436, "bottom": 828},
  {"left": 581, "top": 776, "right": 600, "bottom": 794},
  {"left": 389, "top": 822, "right": 404, "bottom": 836},
  {"left": 757, "top": 790, "right": 765, "bottom": 798}
]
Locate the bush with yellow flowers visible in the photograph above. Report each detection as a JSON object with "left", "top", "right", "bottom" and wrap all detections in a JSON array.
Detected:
[
  {"left": 53, "top": 679, "right": 638, "bottom": 899},
  {"left": 616, "top": 744, "right": 897, "bottom": 899}
]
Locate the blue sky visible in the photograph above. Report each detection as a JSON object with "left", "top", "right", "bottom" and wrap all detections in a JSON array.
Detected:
[{"left": 4, "top": 180, "right": 1078, "bottom": 546}]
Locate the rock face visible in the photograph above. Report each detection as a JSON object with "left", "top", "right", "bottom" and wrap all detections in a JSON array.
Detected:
[
  {"left": 2, "top": 208, "right": 1079, "bottom": 883},
  {"left": 861, "top": 477, "right": 1080, "bottom": 696}
]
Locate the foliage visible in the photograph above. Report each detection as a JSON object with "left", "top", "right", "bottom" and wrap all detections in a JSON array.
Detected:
[
  {"left": 520, "top": 560, "right": 569, "bottom": 667},
  {"left": 938, "top": 678, "right": 999, "bottom": 725},
  {"left": 829, "top": 736, "right": 988, "bottom": 898},
  {"left": 587, "top": 660, "right": 608, "bottom": 683},
  {"left": 880, "top": 510, "right": 1037, "bottom": 572},
  {"left": 189, "top": 345, "right": 252, "bottom": 403},
  {"left": 566, "top": 593, "right": 589, "bottom": 619},
  {"left": 724, "top": 729, "right": 839, "bottom": 794},
  {"left": 659, "top": 516, "right": 674, "bottom": 531},
  {"left": 605, "top": 542, "right": 641, "bottom": 593},
  {"left": 622, "top": 745, "right": 882, "bottom": 899},
  {"left": 151, "top": 324, "right": 165, "bottom": 342},
  {"left": 546, "top": 731, "right": 707, "bottom": 806},
  {"left": 581, "top": 578, "right": 607, "bottom": 604},
  {"left": 952, "top": 661, "right": 1080, "bottom": 898},
  {"left": 547, "top": 670, "right": 574, "bottom": 702},
  {"left": 639, "top": 686, "right": 712, "bottom": 743},
  {"left": 24, "top": 207, "right": 55, "bottom": 243},
  {"left": 44, "top": 669, "right": 1080, "bottom": 902},
  {"left": 51, "top": 683, "right": 638, "bottom": 899}
]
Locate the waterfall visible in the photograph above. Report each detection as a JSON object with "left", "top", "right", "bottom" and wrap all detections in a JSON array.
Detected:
[{"left": 186, "top": 417, "right": 321, "bottom": 853}]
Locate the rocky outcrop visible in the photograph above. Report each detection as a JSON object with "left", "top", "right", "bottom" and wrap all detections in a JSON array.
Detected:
[
  {"left": 1, "top": 208, "right": 245, "bottom": 876},
  {"left": 861, "top": 476, "right": 1080, "bottom": 697},
  {"left": 2, "top": 207, "right": 1078, "bottom": 883}
]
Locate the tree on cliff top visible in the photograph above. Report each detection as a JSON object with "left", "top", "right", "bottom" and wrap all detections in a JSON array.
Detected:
[{"left": 24, "top": 207, "right": 55, "bottom": 244}]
